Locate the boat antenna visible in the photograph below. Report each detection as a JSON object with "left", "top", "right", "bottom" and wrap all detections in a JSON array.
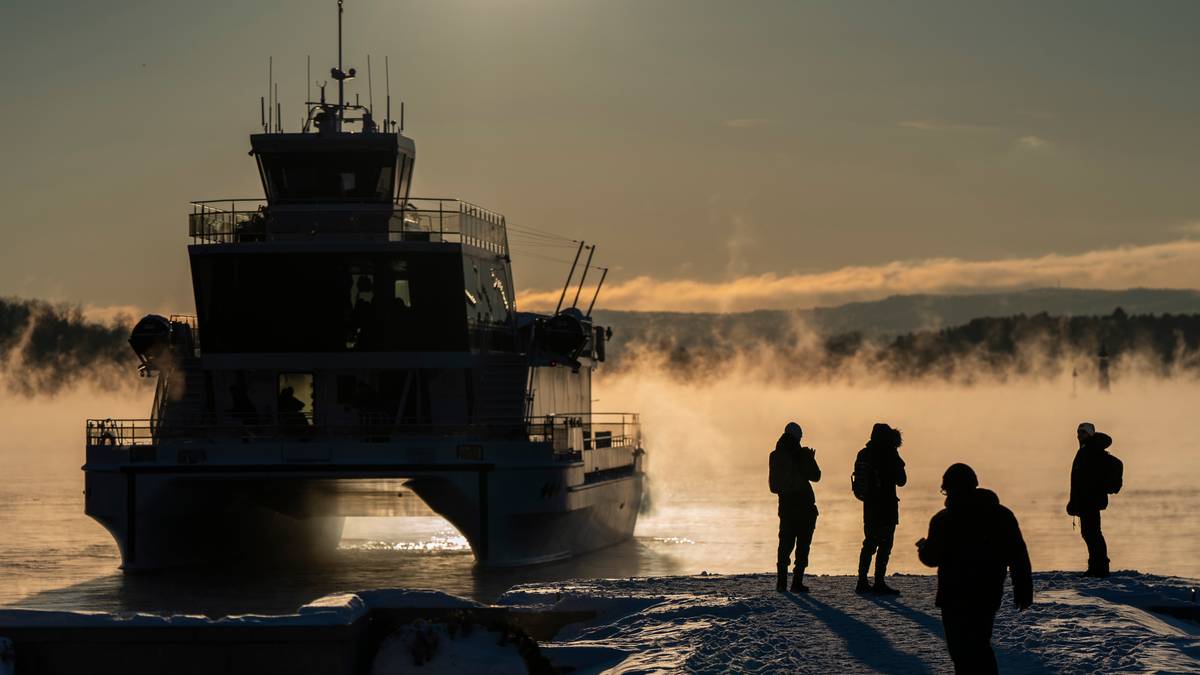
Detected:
[
  {"left": 585, "top": 268, "right": 609, "bottom": 317},
  {"left": 328, "top": 0, "right": 356, "bottom": 130},
  {"left": 385, "top": 55, "right": 391, "bottom": 131},
  {"left": 260, "top": 96, "right": 266, "bottom": 132},
  {"left": 268, "top": 56, "right": 273, "bottom": 133},
  {"left": 275, "top": 83, "right": 281, "bottom": 132},
  {"left": 307, "top": 54, "right": 311, "bottom": 105},
  {"left": 555, "top": 241, "right": 585, "bottom": 314},
  {"left": 571, "top": 245, "right": 596, "bottom": 309},
  {"left": 367, "top": 54, "right": 374, "bottom": 115},
  {"left": 337, "top": 0, "right": 344, "bottom": 123}
]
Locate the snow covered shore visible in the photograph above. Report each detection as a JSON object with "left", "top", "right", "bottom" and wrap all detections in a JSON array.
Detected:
[
  {"left": 502, "top": 572, "right": 1200, "bottom": 673},
  {"left": 1, "top": 572, "right": 1196, "bottom": 673}
]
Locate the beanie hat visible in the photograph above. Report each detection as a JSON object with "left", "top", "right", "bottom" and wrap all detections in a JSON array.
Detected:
[
  {"left": 942, "top": 463, "right": 979, "bottom": 494},
  {"left": 784, "top": 422, "right": 803, "bottom": 441}
]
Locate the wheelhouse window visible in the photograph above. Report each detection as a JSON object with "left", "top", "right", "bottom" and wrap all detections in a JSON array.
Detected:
[
  {"left": 259, "top": 151, "right": 396, "bottom": 202},
  {"left": 192, "top": 252, "right": 468, "bottom": 352}
]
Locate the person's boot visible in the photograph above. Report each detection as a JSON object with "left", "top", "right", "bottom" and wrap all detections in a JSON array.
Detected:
[
  {"left": 856, "top": 549, "right": 873, "bottom": 593},
  {"left": 872, "top": 578, "right": 901, "bottom": 596},
  {"left": 790, "top": 569, "right": 809, "bottom": 593},
  {"left": 776, "top": 565, "right": 788, "bottom": 592},
  {"left": 873, "top": 553, "right": 900, "bottom": 596}
]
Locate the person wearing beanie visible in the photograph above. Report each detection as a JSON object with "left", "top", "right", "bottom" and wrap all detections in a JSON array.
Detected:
[
  {"left": 917, "top": 464, "right": 1033, "bottom": 674},
  {"left": 768, "top": 421, "right": 821, "bottom": 592},
  {"left": 853, "top": 423, "right": 907, "bottom": 595},
  {"left": 1067, "top": 422, "right": 1120, "bottom": 577}
]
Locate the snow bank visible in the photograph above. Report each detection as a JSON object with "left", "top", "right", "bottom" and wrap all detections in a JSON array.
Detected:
[
  {"left": 503, "top": 572, "right": 1200, "bottom": 673},
  {"left": 370, "top": 621, "right": 529, "bottom": 675},
  {"left": 0, "top": 588, "right": 479, "bottom": 629}
]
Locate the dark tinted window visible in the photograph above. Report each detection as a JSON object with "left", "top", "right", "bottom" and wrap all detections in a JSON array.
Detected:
[
  {"left": 192, "top": 252, "right": 467, "bottom": 352},
  {"left": 260, "top": 151, "right": 395, "bottom": 202}
]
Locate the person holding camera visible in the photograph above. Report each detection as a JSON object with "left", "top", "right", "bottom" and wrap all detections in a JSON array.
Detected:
[{"left": 769, "top": 422, "right": 822, "bottom": 593}]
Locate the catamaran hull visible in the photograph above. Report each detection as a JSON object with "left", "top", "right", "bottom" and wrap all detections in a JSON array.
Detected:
[{"left": 84, "top": 462, "right": 644, "bottom": 571}]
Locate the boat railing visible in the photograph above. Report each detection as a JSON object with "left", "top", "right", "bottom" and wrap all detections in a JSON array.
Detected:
[
  {"left": 168, "top": 314, "right": 201, "bottom": 357},
  {"left": 187, "top": 197, "right": 508, "bottom": 256},
  {"left": 84, "top": 413, "right": 640, "bottom": 452}
]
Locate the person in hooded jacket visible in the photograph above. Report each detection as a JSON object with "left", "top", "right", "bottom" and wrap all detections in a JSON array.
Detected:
[
  {"left": 855, "top": 423, "right": 907, "bottom": 595},
  {"left": 917, "top": 464, "right": 1033, "bottom": 675},
  {"left": 769, "top": 422, "right": 821, "bottom": 592},
  {"left": 1067, "top": 422, "right": 1114, "bottom": 577}
]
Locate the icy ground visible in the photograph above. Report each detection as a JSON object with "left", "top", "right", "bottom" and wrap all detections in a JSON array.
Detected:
[{"left": 502, "top": 572, "right": 1200, "bottom": 674}]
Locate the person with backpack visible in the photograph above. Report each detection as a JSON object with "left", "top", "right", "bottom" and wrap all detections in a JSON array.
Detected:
[
  {"left": 917, "top": 464, "right": 1033, "bottom": 675},
  {"left": 1067, "top": 422, "right": 1122, "bottom": 578},
  {"left": 769, "top": 422, "right": 821, "bottom": 593},
  {"left": 853, "top": 423, "right": 907, "bottom": 595}
]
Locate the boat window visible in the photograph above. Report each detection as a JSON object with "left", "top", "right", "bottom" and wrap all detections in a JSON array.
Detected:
[
  {"left": 347, "top": 273, "right": 376, "bottom": 349},
  {"left": 376, "top": 166, "right": 394, "bottom": 197},
  {"left": 278, "top": 373, "right": 313, "bottom": 427},
  {"left": 193, "top": 252, "right": 470, "bottom": 352},
  {"left": 260, "top": 151, "right": 396, "bottom": 202},
  {"left": 396, "top": 155, "right": 412, "bottom": 202},
  {"left": 391, "top": 260, "right": 411, "bottom": 310},
  {"left": 394, "top": 279, "right": 412, "bottom": 309}
]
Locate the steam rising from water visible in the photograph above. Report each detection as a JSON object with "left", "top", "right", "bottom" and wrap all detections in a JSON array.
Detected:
[
  {"left": 0, "top": 297, "right": 141, "bottom": 396},
  {"left": 594, "top": 361, "right": 1200, "bottom": 576}
]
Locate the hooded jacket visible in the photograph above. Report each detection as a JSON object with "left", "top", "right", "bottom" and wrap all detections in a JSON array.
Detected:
[
  {"left": 858, "top": 439, "right": 907, "bottom": 525},
  {"left": 918, "top": 487, "right": 1033, "bottom": 612},
  {"left": 769, "top": 433, "right": 821, "bottom": 511},
  {"left": 1068, "top": 432, "right": 1114, "bottom": 514}
]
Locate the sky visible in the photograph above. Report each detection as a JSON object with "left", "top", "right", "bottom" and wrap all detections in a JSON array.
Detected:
[{"left": 3, "top": 0, "right": 1200, "bottom": 313}]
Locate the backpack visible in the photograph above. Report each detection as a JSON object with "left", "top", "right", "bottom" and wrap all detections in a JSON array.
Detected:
[
  {"left": 1104, "top": 452, "right": 1123, "bottom": 495},
  {"left": 768, "top": 449, "right": 783, "bottom": 494},
  {"left": 851, "top": 448, "right": 875, "bottom": 501}
]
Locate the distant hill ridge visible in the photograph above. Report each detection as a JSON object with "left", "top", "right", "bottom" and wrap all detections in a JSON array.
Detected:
[
  {"left": 593, "top": 288, "right": 1200, "bottom": 381},
  {"left": 593, "top": 287, "right": 1200, "bottom": 347}
]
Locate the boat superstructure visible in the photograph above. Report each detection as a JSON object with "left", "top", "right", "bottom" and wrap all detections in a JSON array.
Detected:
[{"left": 82, "top": 9, "right": 645, "bottom": 570}]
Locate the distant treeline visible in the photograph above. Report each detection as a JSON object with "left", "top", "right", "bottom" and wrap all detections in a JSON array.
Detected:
[
  {"left": 609, "top": 309, "right": 1200, "bottom": 383},
  {"left": 0, "top": 297, "right": 137, "bottom": 395},
  {"left": 4, "top": 293, "right": 1200, "bottom": 395}
]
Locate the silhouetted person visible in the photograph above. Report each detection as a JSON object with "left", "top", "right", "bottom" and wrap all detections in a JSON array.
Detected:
[
  {"left": 769, "top": 422, "right": 821, "bottom": 593},
  {"left": 277, "top": 386, "right": 308, "bottom": 431},
  {"left": 1067, "top": 422, "right": 1121, "bottom": 577},
  {"left": 854, "top": 423, "right": 907, "bottom": 595},
  {"left": 917, "top": 464, "right": 1032, "bottom": 675}
]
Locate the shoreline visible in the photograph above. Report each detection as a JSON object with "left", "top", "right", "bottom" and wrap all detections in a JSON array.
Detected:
[{"left": 3, "top": 571, "right": 1198, "bottom": 673}]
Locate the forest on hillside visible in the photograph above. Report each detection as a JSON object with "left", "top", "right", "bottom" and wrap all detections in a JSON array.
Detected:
[
  {"left": 5, "top": 295, "right": 1200, "bottom": 394},
  {"left": 611, "top": 309, "right": 1200, "bottom": 383}
]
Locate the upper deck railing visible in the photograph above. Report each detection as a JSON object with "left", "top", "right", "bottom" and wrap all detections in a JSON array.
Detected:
[
  {"left": 85, "top": 413, "right": 640, "bottom": 453},
  {"left": 188, "top": 197, "right": 508, "bottom": 256}
]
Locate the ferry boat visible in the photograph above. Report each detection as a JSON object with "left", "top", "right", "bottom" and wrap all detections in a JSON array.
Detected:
[{"left": 82, "top": 7, "right": 646, "bottom": 570}]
